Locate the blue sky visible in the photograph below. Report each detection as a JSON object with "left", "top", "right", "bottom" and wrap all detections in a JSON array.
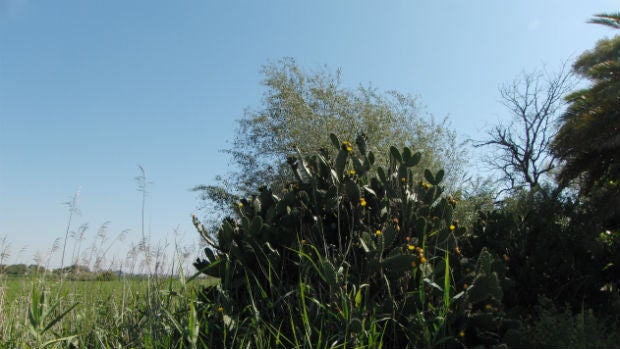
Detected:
[{"left": 1, "top": 1, "right": 617, "bottom": 269}]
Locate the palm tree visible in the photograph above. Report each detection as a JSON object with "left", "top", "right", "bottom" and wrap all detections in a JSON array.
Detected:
[
  {"left": 553, "top": 13, "right": 620, "bottom": 225},
  {"left": 589, "top": 12, "right": 620, "bottom": 29}
]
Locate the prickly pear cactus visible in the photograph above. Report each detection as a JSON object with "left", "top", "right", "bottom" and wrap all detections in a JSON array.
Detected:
[
  {"left": 451, "top": 248, "right": 523, "bottom": 348},
  {"left": 193, "top": 133, "right": 517, "bottom": 348}
]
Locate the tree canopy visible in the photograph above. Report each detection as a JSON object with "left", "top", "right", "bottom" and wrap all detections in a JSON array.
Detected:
[
  {"left": 196, "top": 58, "right": 465, "bottom": 216},
  {"left": 553, "top": 13, "right": 620, "bottom": 226}
]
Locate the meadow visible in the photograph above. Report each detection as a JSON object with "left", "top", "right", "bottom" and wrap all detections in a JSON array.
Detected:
[{"left": 0, "top": 269, "right": 218, "bottom": 348}]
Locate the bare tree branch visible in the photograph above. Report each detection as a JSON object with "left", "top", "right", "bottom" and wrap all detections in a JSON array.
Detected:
[{"left": 475, "top": 65, "right": 575, "bottom": 197}]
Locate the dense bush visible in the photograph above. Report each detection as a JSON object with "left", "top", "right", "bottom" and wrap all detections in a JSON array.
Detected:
[
  {"left": 465, "top": 189, "right": 620, "bottom": 317},
  {"left": 194, "top": 134, "right": 519, "bottom": 348},
  {"left": 523, "top": 298, "right": 620, "bottom": 349}
]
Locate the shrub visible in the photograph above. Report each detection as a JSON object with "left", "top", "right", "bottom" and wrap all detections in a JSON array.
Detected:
[
  {"left": 96, "top": 270, "right": 117, "bottom": 282},
  {"left": 466, "top": 189, "right": 620, "bottom": 317},
  {"left": 523, "top": 298, "right": 620, "bottom": 349},
  {"left": 194, "top": 134, "right": 519, "bottom": 348}
]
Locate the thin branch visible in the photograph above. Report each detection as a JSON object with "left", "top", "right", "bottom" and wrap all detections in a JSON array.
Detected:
[{"left": 474, "top": 65, "right": 575, "bottom": 195}]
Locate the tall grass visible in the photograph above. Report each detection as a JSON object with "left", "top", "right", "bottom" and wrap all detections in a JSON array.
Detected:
[
  {"left": 0, "top": 237, "right": 211, "bottom": 348},
  {"left": 0, "top": 166, "right": 205, "bottom": 348},
  {"left": 60, "top": 188, "right": 80, "bottom": 283}
]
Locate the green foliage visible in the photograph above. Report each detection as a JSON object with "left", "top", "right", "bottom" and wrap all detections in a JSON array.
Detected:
[
  {"left": 589, "top": 12, "right": 620, "bottom": 29},
  {"left": 465, "top": 189, "right": 620, "bottom": 318},
  {"left": 1, "top": 275, "right": 211, "bottom": 349},
  {"left": 553, "top": 17, "right": 620, "bottom": 227},
  {"left": 3, "top": 263, "right": 29, "bottom": 275},
  {"left": 26, "top": 282, "right": 79, "bottom": 347},
  {"left": 524, "top": 298, "right": 620, "bottom": 349},
  {"left": 455, "top": 248, "right": 523, "bottom": 348},
  {"left": 96, "top": 270, "right": 117, "bottom": 281},
  {"left": 194, "top": 134, "right": 513, "bottom": 348},
  {"left": 195, "top": 58, "right": 466, "bottom": 218}
]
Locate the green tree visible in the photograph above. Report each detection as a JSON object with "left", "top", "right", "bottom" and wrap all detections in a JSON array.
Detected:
[
  {"left": 553, "top": 13, "right": 620, "bottom": 227},
  {"left": 195, "top": 58, "right": 465, "bottom": 216},
  {"left": 5, "top": 263, "right": 27, "bottom": 275}
]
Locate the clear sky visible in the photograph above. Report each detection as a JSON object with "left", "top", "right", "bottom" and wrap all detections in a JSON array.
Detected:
[{"left": 1, "top": 1, "right": 617, "bottom": 270}]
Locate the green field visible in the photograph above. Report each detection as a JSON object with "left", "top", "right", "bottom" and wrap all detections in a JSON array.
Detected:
[{"left": 0, "top": 273, "right": 215, "bottom": 348}]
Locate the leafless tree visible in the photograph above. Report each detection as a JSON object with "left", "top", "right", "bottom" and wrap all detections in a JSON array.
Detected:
[{"left": 476, "top": 66, "right": 574, "bottom": 197}]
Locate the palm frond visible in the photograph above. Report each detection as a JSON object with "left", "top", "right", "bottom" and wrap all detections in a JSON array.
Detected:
[{"left": 589, "top": 13, "right": 620, "bottom": 29}]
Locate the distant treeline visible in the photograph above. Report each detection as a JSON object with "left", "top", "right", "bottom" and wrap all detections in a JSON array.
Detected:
[{"left": 0, "top": 264, "right": 120, "bottom": 281}]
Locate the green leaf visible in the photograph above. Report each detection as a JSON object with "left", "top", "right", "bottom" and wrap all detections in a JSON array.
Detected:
[
  {"left": 200, "top": 259, "right": 224, "bottom": 278},
  {"left": 377, "top": 166, "right": 387, "bottom": 183},
  {"left": 363, "top": 185, "right": 377, "bottom": 198},
  {"left": 354, "top": 287, "right": 363, "bottom": 308},
  {"left": 476, "top": 248, "right": 494, "bottom": 274},
  {"left": 204, "top": 248, "right": 217, "bottom": 263},
  {"left": 434, "top": 169, "right": 445, "bottom": 184},
  {"left": 259, "top": 187, "right": 276, "bottom": 210},
  {"left": 335, "top": 149, "right": 348, "bottom": 180},
  {"left": 331, "top": 169, "right": 340, "bottom": 184},
  {"left": 386, "top": 184, "right": 399, "bottom": 200},
  {"left": 423, "top": 186, "right": 439, "bottom": 204},
  {"left": 424, "top": 169, "right": 434, "bottom": 184},
  {"left": 322, "top": 261, "right": 338, "bottom": 290},
  {"left": 423, "top": 277, "right": 444, "bottom": 293},
  {"left": 352, "top": 156, "right": 365, "bottom": 176},
  {"left": 40, "top": 336, "right": 79, "bottom": 349},
  {"left": 330, "top": 133, "right": 341, "bottom": 150},
  {"left": 382, "top": 224, "right": 399, "bottom": 249},
  {"left": 241, "top": 216, "right": 251, "bottom": 232},
  {"left": 444, "top": 249, "right": 451, "bottom": 307},
  {"left": 434, "top": 198, "right": 453, "bottom": 224},
  {"left": 298, "top": 190, "right": 310, "bottom": 204},
  {"left": 345, "top": 178, "right": 361, "bottom": 203},
  {"left": 28, "top": 284, "right": 41, "bottom": 330},
  {"left": 380, "top": 254, "right": 418, "bottom": 275},
  {"left": 434, "top": 229, "right": 451, "bottom": 245},
  {"left": 219, "top": 221, "right": 234, "bottom": 248},
  {"left": 390, "top": 146, "right": 402, "bottom": 164},
  {"left": 368, "top": 151, "right": 375, "bottom": 165},
  {"left": 294, "top": 150, "right": 312, "bottom": 182},
  {"left": 415, "top": 217, "right": 427, "bottom": 237},
  {"left": 452, "top": 291, "right": 465, "bottom": 301},
  {"left": 407, "top": 152, "right": 422, "bottom": 167},
  {"left": 249, "top": 216, "right": 263, "bottom": 235},
  {"left": 466, "top": 272, "right": 503, "bottom": 305},
  {"left": 359, "top": 235, "right": 370, "bottom": 252},
  {"left": 42, "top": 302, "right": 79, "bottom": 334},
  {"left": 355, "top": 133, "right": 367, "bottom": 154},
  {"left": 403, "top": 147, "right": 413, "bottom": 163}
]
